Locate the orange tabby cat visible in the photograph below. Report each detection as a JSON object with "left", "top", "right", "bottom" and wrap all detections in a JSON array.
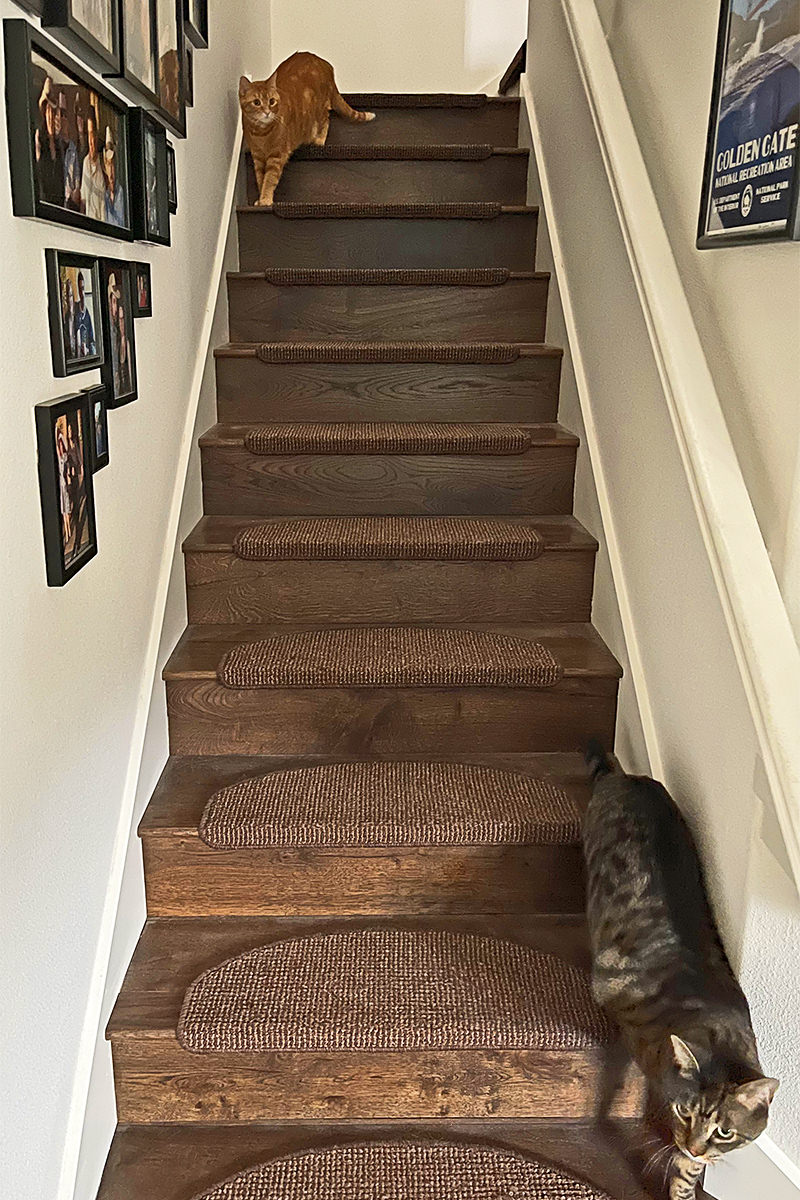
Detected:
[{"left": 239, "top": 52, "right": 375, "bottom": 206}]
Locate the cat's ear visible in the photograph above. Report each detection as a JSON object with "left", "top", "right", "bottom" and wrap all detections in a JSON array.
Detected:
[
  {"left": 735, "top": 1078, "right": 780, "bottom": 1111},
  {"left": 669, "top": 1035, "right": 700, "bottom": 1078},
  {"left": 238, "top": 76, "right": 251, "bottom": 99}
]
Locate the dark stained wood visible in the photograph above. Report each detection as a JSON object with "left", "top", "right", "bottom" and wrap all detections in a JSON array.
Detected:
[
  {"left": 182, "top": 515, "right": 596, "bottom": 625},
  {"left": 214, "top": 347, "right": 563, "bottom": 425},
  {"left": 226, "top": 274, "right": 549, "bottom": 344},
  {"left": 96, "top": 1120, "right": 666, "bottom": 1200},
  {"left": 499, "top": 42, "right": 528, "bottom": 95},
  {"left": 199, "top": 425, "right": 578, "bottom": 517},
  {"left": 236, "top": 210, "right": 539, "bottom": 272},
  {"left": 329, "top": 97, "right": 521, "bottom": 145}
]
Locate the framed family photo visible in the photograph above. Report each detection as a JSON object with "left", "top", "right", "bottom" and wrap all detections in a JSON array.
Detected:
[
  {"left": 166, "top": 140, "right": 177, "bottom": 212},
  {"left": 45, "top": 248, "right": 104, "bottom": 376},
  {"left": 184, "top": 40, "right": 194, "bottom": 107},
  {"left": 698, "top": 0, "right": 800, "bottom": 247},
  {"left": 4, "top": 19, "right": 133, "bottom": 240},
  {"left": 130, "top": 107, "right": 170, "bottom": 243},
  {"left": 99, "top": 259, "right": 138, "bottom": 408},
  {"left": 42, "top": 0, "right": 121, "bottom": 76},
  {"left": 154, "top": 0, "right": 186, "bottom": 137},
  {"left": 106, "top": 0, "right": 159, "bottom": 108},
  {"left": 82, "top": 383, "right": 109, "bottom": 471},
  {"left": 184, "top": 0, "right": 208, "bottom": 51},
  {"left": 132, "top": 261, "right": 152, "bottom": 317},
  {"left": 35, "top": 391, "right": 98, "bottom": 586}
]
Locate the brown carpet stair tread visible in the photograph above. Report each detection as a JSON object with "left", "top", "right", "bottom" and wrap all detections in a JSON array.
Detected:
[
  {"left": 176, "top": 927, "right": 610, "bottom": 1053},
  {"left": 288, "top": 143, "right": 527, "bottom": 160},
  {"left": 187, "top": 1140, "right": 614, "bottom": 1200},
  {"left": 241, "top": 268, "right": 540, "bottom": 286},
  {"left": 231, "top": 518, "right": 545, "bottom": 562},
  {"left": 253, "top": 342, "right": 526, "bottom": 365},
  {"left": 163, "top": 623, "right": 622, "bottom": 683},
  {"left": 241, "top": 202, "right": 536, "bottom": 217},
  {"left": 342, "top": 92, "right": 496, "bottom": 107},
  {"left": 198, "top": 421, "right": 578, "bottom": 452},
  {"left": 213, "top": 341, "right": 563, "bottom": 360},
  {"left": 199, "top": 760, "right": 581, "bottom": 849}
]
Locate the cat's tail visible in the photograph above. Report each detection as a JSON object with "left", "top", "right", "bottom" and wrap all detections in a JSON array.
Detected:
[
  {"left": 331, "top": 90, "right": 376, "bottom": 122},
  {"left": 585, "top": 739, "right": 616, "bottom": 782}
]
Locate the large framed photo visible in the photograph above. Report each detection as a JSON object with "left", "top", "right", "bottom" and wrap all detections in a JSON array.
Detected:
[
  {"left": 184, "top": 0, "right": 208, "bottom": 51},
  {"left": 106, "top": 0, "right": 159, "bottom": 107},
  {"left": 45, "top": 249, "right": 104, "bottom": 376},
  {"left": 35, "top": 391, "right": 98, "bottom": 586},
  {"left": 698, "top": 0, "right": 800, "bottom": 247},
  {"left": 99, "top": 259, "right": 138, "bottom": 408},
  {"left": 154, "top": 0, "right": 186, "bottom": 137},
  {"left": 3, "top": 19, "right": 133, "bottom": 240},
  {"left": 130, "top": 107, "right": 170, "bottom": 244},
  {"left": 42, "top": 0, "right": 121, "bottom": 76},
  {"left": 82, "top": 383, "right": 109, "bottom": 471}
]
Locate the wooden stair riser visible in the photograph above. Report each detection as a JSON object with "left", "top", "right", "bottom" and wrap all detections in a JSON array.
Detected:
[
  {"left": 328, "top": 100, "right": 521, "bottom": 145},
  {"left": 236, "top": 212, "right": 538, "bottom": 271},
  {"left": 141, "top": 835, "right": 586, "bottom": 917},
  {"left": 184, "top": 553, "right": 595, "bottom": 625},
  {"left": 226, "top": 277, "right": 548, "bottom": 344},
  {"left": 165, "top": 680, "right": 618, "bottom": 757},
  {"left": 199, "top": 445, "right": 577, "bottom": 517},
  {"left": 214, "top": 354, "right": 562, "bottom": 424},
  {"left": 109, "top": 1040, "right": 643, "bottom": 1123},
  {"left": 246, "top": 154, "right": 530, "bottom": 205}
]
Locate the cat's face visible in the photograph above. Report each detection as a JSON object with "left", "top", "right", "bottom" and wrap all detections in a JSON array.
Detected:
[
  {"left": 662, "top": 1036, "right": 778, "bottom": 1163},
  {"left": 239, "top": 76, "right": 280, "bottom": 129}
]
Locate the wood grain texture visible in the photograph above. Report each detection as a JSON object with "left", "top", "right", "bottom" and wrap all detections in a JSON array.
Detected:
[
  {"left": 226, "top": 275, "right": 548, "bottom": 344},
  {"left": 214, "top": 349, "right": 562, "bottom": 424},
  {"left": 327, "top": 99, "right": 521, "bottom": 145},
  {"left": 236, "top": 211, "right": 538, "bottom": 271}
]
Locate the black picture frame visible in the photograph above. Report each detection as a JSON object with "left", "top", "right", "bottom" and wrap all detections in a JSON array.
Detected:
[
  {"left": 35, "top": 390, "right": 98, "bottom": 585},
  {"left": 697, "top": 0, "right": 800, "bottom": 248},
  {"left": 42, "top": 0, "right": 121, "bottom": 76},
  {"left": 184, "top": 40, "right": 193, "bottom": 107},
  {"left": 83, "top": 383, "right": 110, "bottom": 471},
  {"left": 99, "top": 258, "right": 138, "bottom": 408},
  {"left": 45, "top": 248, "right": 105, "bottom": 377},
  {"left": 12, "top": 2, "right": 44, "bottom": 15},
  {"left": 132, "top": 261, "right": 152, "bottom": 317},
  {"left": 153, "top": 0, "right": 186, "bottom": 138},
  {"left": 3, "top": 19, "right": 134, "bottom": 241},
  {"left": 166, "top": 140, "right": 177, "bottom": 213},
  {"left": 183, "top": 0, "right": 207, "bottom": 50},
  {"left": 129, "top": 107, "right": 170, "bottom": 244},
  {"left": 105, "top": 0, "right": 160, "bottom": 109}
]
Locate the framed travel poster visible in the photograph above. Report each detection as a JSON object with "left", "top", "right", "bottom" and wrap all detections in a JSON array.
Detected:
[
  {"left": 35, "top": 390, "right": 98, "bottom": 585},
  {"left": 698, "top": 0, "right": 800, "bottom": 246}
]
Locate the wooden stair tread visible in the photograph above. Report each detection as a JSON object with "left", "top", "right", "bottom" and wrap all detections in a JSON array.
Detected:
[
  {"left": 107, "top": 914, "right": 592, "bottom": 1036},
  {"left": 140, "top": 752, "right": 591, "bottom": 835},
  {"left": 162, "top": 622, "right": 622, "bottom": 682},
  {"left": 198, "top": 421, "right": 577, "bottom": 449},
  {"left": 97, "top": 1120, "right": 658, "bottom": 1200}
]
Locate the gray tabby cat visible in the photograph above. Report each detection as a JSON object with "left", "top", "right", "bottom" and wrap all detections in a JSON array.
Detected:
[{"left": 582, "top": 743, "right": 778, "bottom": 1200}]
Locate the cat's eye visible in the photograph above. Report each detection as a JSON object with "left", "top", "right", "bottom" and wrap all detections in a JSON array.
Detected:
[
  {"left": 268, "top": 97, "right": 277, "bottom": 107},
  {"left": 715, "top": 1128, "right": 737, "bottom": 1142},
  {"left": 253, "top": 98, "right": 262, "bottom": 106},
  {"left": 673, "top": 1102, "right": 692, "bottom": 1120}
]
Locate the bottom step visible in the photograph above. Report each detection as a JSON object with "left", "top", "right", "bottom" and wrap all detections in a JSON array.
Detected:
[{"left": 97, "top": 1122, "right": 662, "bottom": 1200}]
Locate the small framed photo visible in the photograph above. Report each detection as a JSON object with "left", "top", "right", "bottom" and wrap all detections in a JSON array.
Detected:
[
  {"left": 184, "top": 0, "right": 207, "bottom": 50},
  {"left": 42, "top": 0, "right": 121, "bottom": 76},
  {"left": 99, "top": 259, "right": 138, "bottom": 408},
  {"left": 130, "top": 107, "right": 170, "bottom": 244},
  {"left": 45, "top": 249, "right": 104, "bottom": 376},
  {"left": 154, "top": 0, "right": 186, "bottom": 137},
  {"left": 3, "top": 19, "right": 133, "bottom": 240},
  {"left": 132, "top": 262, "right": 152, "bottom": 317},
  {"left": 35, "top": 391, "right": 98, "bottom": 585},
  {"left": 106, "top": 0, "right": 159, "bottom": 108},
  {"left": 184, "top": 40, "right": 194, "bottom": 106},
  {"left": 167, "top": 141, "right": 177, "bottom": 213},
  {"left": 83, "top": 383, "right": 109, "bottom": 471},
  {"left": 697, "top": 0, "right": 800, "bottom": 247}
]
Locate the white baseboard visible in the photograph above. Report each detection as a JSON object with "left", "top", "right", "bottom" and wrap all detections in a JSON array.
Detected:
[{"left": 705, "top": 1137, "right": 800, "bottom": 1199}]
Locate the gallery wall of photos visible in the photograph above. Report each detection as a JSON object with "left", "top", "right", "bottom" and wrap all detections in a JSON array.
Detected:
[{"left": 4, "top": 1, "right": 208, "bottom": 586}]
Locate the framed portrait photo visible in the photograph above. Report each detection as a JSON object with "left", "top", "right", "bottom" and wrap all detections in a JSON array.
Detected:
[
  {"left": 82, "top": 383, "right": 109, "bottom": 471},
  {"left": 132, "top": 261, "right": 152, "bottom": 317},
  {"left": 129, "top": 108, "right": 170, "bottom": 244},
  {"left": 35, "top": 391, "right": 98, "bottom": 586},
  {"left": 166, "top": 140, "right": 177, "bottom": 212},
  {"left": 698, "top": 0, "right": 800, "bottom": 247},
  {"left": 99, "top": 259, "right": 138, "bottom": 408},
  {"left": 42, "top": 0, "right": 121, "bottom": 76},
  {"left": 184, "top": 40, "right": 194, "bottom": 107},
  {"left": 3, "top": 19, "right": 133, "bottom": 241},
  {"left": 45, "top": 249, "right": 104, "bottom": 377},
  {"left": 106, "top": 0, "right": 159, "bottom": 108},
  {"left": 184, "top": 0, "right": 207, "bottom": 51},
  {"left": 154, "top": 0, "right": 186, "bottom": 137}
]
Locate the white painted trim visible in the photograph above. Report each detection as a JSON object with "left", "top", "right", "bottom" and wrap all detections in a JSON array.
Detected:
[
  {"left": 551, "top": 0, "right": 800, "bottom": 887},
  {"left": 705, "top": 1135, "right": 800, "bottom": 1198},
  {"left": 56, "top": 126, "right": 243, "bottom": 1200}
]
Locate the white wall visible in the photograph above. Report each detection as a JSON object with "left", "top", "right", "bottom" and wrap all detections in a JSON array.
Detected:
[
  {"left": 0, "top": 5, "right": 272, "bottom": 1199},
  {"left": 269, "top": 0, "right": 528, "bottom": 93}
]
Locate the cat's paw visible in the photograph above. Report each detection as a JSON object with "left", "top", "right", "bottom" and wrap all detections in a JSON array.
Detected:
[{"left": 364, "top": 111, "right": 376, "bottom": 121}]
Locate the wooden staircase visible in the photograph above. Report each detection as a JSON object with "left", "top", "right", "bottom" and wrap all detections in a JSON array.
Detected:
[{"left": 97, "top": 95, "right": 657, "bottom": 1200}]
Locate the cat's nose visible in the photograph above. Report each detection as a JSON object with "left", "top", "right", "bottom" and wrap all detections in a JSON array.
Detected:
[{"left": 687, "top": 1140, "right": 707, "bottom": 1159}]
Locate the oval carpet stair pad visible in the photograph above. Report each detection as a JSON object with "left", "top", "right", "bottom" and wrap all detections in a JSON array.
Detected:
[
  {"left": 293, "top": 142, "right": 495, "bottom": 160},
  {"left": 255, "top": 342, "right": 521, "bottom": 364},
  {"left": 199, "top": 760, "right": 580, "bottom": 849},
  {"left": 216, "top": 627, "right": 563, "bottom": 689},
  {"left": 272, "top": 202, "right": 503, "bottom": 219},
  {"left": 261, "top": 267, "right": 511, "bottom": 285},
  {"left": 232, "top": 517, "right": 544, "bottom": 562},
  {"left": 190, "top": 1140, "right": 613, "bottom": 1200},
  {"left": 177, "top": 928, "right": 610, "bottom": 1052},
  {"left": 243, "top": 422, "right": 530, "bottom": 456}
]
